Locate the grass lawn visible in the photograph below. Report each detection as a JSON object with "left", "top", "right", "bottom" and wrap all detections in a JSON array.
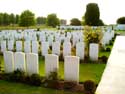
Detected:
[{"left": 0, "top": 80, "right": 83, "bottom": 94}]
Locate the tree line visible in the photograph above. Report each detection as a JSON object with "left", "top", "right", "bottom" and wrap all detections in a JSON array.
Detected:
[
  {"left": 0, "top": 10, "right": 82, "bottom": 27},
  {"left": 0, "top": 3, "right": 124, "bottom": 28}
]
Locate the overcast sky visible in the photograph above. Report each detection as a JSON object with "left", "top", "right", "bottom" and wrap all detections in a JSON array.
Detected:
[{"left": 0, "top": 0, "right": 124, "bottom": 24}]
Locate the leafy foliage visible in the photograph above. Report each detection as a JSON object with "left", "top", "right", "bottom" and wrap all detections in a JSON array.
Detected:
[
  {"left": 4, "top": 69, "right": 26, "bottom": 82},
  {"left": 36, "top": 17, "right": 46, "bottom": 25},
  {"left": 46, "top": 13, "right": 60, "bottom": 28},
  {"left": 70, "top": 18, "right": 81, "bottom": 26},
  {"left": 84, "top": 26, "right": 103, "bottom": 44},
  {"left": 83, "top": 80, "right": 96, "bottom": 94},
  {"left": 117, "top": 17, "right": 125, "bottom": 24},
  {"left": 84, "top": 3, "right": 104, "bottom": 26},
  {"left": 19, "top": 10, "right": 35, "bottom": 27},
  {"left": 28, "top": 74, "right": 42, "bottom": 86}
]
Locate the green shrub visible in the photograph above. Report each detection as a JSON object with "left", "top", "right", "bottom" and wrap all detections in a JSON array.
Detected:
[
  {"left": 0, "top": 61, "right": 4, "bottom": 73},
  {"left": 28, "top": 74, "right": 42, "bottom": 86},
  {"left": 4, "top": 69, "right": 26, "bottom": 82},
  {"left": 109, "top": 41, "right": 113, "bottom": 45},
  {"left": 83, "top": 80, "right": 96, "bottom": 94},
  {"left": 84, "top": 26, "right": 103, "bottom": 44},
  {"left": 106, "top": 47, "right": 111, "bottom": 52},
  {"left": 47, "top": 71, "right": 59, "bottom": 81},
  {"left": 100, "top": 56, "right": 108, "bottom": 63},
  {"left": 43, "top": 71, "right": 61, "bottom": 89}
]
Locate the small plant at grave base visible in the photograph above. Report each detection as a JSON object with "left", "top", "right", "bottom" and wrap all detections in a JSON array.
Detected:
[
  {"left": 4, "top": 69, "right": 26, "bottom": 82},
  {"left": 100, "top": 55, "right": 108, "bottom": 63},
  {"left": 43, "top": 70, "right": 63, "bottom": 89},
  {"left": 0, "top": 61, "right": 4, "bottom": 79},
  {"left": 106, "top": 47, "right": 111, "bottom": 52},
  {"left": 28, "top": 74, "right": 42, "bottom": 86},
  {"left": 109, "top": 40, "right": 113, "bottom": 45},
  {"left": 83, "top": 80, "right": 96, "bottom": 94}
]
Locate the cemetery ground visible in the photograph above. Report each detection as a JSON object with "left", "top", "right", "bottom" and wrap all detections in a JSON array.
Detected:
[
  {"left": 0, "top": 50, "right": 109, "bottom": 94},
  {"left": 0, "top": 28, "right": 118, "bottom": 94}
]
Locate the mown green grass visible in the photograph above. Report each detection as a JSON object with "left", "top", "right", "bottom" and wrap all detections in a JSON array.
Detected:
[{"left": 0, "top": 80, "right": 83, "bottom": 94}]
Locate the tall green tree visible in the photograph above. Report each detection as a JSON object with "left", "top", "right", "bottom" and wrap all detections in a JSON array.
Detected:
[
  {"left": 19, "top": 10, "right": 35, "bottom": 27},
  {"left": 3, "top": 13, "right": 10, "bottom": 25},
  {"left": 84, "top": 3, "right": 100, "bottom": 26},
  {"left": 9, "top": 13, "right": 15, "bottom": 25},
  {"left": 0, "top": 13, "right": 4, "bottom": 25},
  {"left": 70, "top": 18, "right": 81, "bottom": 26},
  {"left": 36, "top": 17, "right": 46, "bottom": 25},
  {"left": 15, "top": 14, "right": 19, "bottom": 24},
  {"left": 117, "top": 17, "right": 125, "bottom": 24},
  {"left": 46, "top": 13, "right": 60, "bottom": 28}
]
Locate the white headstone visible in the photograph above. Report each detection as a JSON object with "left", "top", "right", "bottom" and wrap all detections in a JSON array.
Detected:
[
  {"left": 52, "top": 42, "right": 60, "bottom": 55},
  {"left": 48, "top": 35, "right": 54, "bottom": 46},
  {"left": 41, "top": 42, "right": 49, "bottom": 56},
  {"left": 89, "top": 43, "right": 99, "bottom": 61},
  {"left": 76, "top": 42, "right": 85, "bottom": 60},
  {"left": 45, "top": 54, "right": 59, "bottom": 76},
  {"left": 26, "top": 53, "right": 39, "bottom": 75},
  {"left": 64, "top": 56, "right": 79, "bottom": 82},
  {"left": 1, "top": 41, "right": 6, "bottom": 52},
  {"left": 24, "top": 41, "right": 31, "bottom": 53},
  {"left": 14, "top": 52, "right": 26, "bottom": 71},
  {"left": 4, "top": 51, "right": 14, "bottom": 73},
  {"left": 63, "top": 42, "right": 71, "bottom": 57},
  {"left": 32, "top": 41, "right": 39, "bottom": 54},
  {"left": 16, "top": 41, "right": 22, "bottom": 52},
  {"left": 8, "top": 40, "right": 14, "bottom": 51}
]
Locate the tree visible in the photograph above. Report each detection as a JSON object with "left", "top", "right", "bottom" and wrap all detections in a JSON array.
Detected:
[
  {"left": 0, "top": 13, "right": 4, "bottom": 25},
  {"left": 81, "top": 16, "right": 85, "bottom": 25},
  {"left": 46, "top": 13, "right": 60, "bottom": 28},
  {"left": 70, "top": 18, "right": 81, "bottom": 26},
  {"left": 9, "top": 13, "right": 15, "bottom": 25},
  {"left": 19, "top": 10, "right": 35, "bottom": 27},
  {"left": 84, "top": 3, "right": 100, "bottom": 26},
  {"left": 3, "top": 13, "right": 10, "bottom": 25},
  {"left": 36, "top": 17, "right": 46, "bottom": 25},
  {"left": 117, "top": 17, "right": 125, "bottom": 24},
  {"left": 15, "top": 14, "right": 19, "bottom": 24},
  {"left": 98, "top": 19, "right": 104, "bottom": 26}
]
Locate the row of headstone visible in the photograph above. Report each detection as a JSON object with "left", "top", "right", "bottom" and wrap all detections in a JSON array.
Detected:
[
  {"left": 101, "top": 30, "right": 114, "bottom": 47},
  {"left": 0, "top": 40, "right": 39, "bottom": 54},
  {"left": 4, "top": 51, "right": 39, "bottom": 75},
  {"left": 0, "top": 30, "right": 84, "bottom": 44},
  {"left": 4, "top": 51, "right": 80, "bottom": 82},
  {"left": 0, "top": 29, "right": 115, "bottom": 50},
  {"left": 1, "top": 41, "right": 98, "bottom": 61}
]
